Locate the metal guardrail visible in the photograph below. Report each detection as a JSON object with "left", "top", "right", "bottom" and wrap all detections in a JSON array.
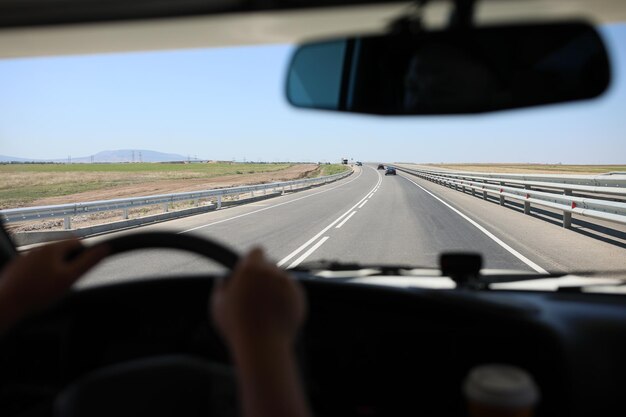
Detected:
[
  {"left": 395, "top": 165, "right": 626, "bottom": 229},
  {"left": 1, "top": 170, "right": 353, "bottom": 229}
]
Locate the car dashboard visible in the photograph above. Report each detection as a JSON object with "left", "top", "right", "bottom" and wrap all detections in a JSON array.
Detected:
[{"left": 1, "top": 273, "right": 626, "bottom": 417}]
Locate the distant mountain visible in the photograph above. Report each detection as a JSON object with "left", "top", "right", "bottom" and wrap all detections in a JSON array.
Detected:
[
  {"left": 0, "top": 155, "right": 41, "bottom": 163},
  {"left": 0, "top": 150, "right": 193, "bottom": 163}
]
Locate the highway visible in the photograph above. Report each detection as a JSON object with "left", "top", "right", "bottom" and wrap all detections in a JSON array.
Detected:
[{"left": 79, "top": 164, "right": 626, "bottom": 287}]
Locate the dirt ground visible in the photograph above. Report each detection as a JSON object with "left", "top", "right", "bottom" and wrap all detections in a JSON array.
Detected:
[
  {"left": 6, "top": 164, "right": 320, "bottom": 233},
  {"left": 425, "top": 164, "right": 626, "bottom": 175},
  {"left": 28, "top": 164, "right": 318, "bottom": 207}
]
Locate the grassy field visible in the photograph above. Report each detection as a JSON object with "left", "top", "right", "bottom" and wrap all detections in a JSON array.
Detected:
[
  {"left": 0, "top": 162, "right": 291, "bottom": 209},
  {"left": 0, "top": 162, "right": 292, "bottom": 174},
  {"left": 425, "top": 164, "right": 626, "bottom": 175},
  {"left": 0, "top": 162, "right": 350, "bottom": 209},
  {"left": 316, "top": 164, "right": 351, "bottom": 176}
]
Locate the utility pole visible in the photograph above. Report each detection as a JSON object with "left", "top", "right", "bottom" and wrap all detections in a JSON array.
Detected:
[
  {"left": 139, "top": 151, "right": 142, "bottom": 163},
  {"left": 131, "top": 150, "right": 135, "bottom": 163},
  {"left": 90, "top": 155, "right": 94, "bottom": 164}
]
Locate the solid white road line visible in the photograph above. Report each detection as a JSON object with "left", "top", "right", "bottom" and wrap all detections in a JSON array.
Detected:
[
  {"left": 402, "top": 175, "right": 548, "bottom": 274},
  {"left": 335, "top": 211, "right": 357, "bottom": 229},
  {"left": 178, "top": 167, "right": 363, "bottom": 234},
  {"left": 287, "top": 236, "right": 330, "bottom": 269},
  {"left": 277, "top": 168, "right": 382, "bottom": 267},
  {"left": 358, "top": 199, "right": 369, "bottom": 209}
]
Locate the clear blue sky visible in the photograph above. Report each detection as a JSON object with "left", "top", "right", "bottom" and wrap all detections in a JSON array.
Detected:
[{"left": 0, "top": 24, "right": 625, "bottom": 164}]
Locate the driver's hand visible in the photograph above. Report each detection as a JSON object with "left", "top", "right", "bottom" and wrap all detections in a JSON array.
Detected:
[
  {"left": 0, "top": 239, "right": 108, "bottom": 332},
  {"left": 210, "top": 248, "right": 306, "bottom": 348}
]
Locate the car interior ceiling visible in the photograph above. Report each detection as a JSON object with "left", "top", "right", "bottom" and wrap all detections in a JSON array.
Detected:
[
  {"left": 2, "top": 1, "right": 626, "bottom": 417},
  {"left": 1, "top": 0, "right": 626, "bottom": 30}
]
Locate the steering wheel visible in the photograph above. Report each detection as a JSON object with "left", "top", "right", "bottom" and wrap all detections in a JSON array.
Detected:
[
  {"left": 56, "top": 232, "right": 241, "bottom": 417},
  {"left": 85, "top": 231, "right": 240, "bottom": 269}
]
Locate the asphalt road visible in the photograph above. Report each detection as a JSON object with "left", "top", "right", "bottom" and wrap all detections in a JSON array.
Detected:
[{"left": 79, "top": 164, "right": 626, "bottom": 287}]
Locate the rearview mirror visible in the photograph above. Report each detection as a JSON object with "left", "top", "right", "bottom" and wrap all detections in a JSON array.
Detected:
[{"left": 286, "top": 22, "right": 610, "bottom": 115}]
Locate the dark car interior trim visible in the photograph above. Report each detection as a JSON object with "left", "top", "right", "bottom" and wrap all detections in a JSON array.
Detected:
[
  {"left": 0, "top": 0, "right": 407, "bottom": 28},
  {"left": 2, "top": 275, "right": 626, "bottom": 416}
]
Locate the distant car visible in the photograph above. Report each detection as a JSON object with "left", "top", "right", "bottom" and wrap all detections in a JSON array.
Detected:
[
  {"left": 356, "top": 161, "right": 362, "bottom": 166},
  {"left": 385, "top": 167, "right": 396, "bottom": 175},
  {"left": 377, "top": 164, "right": 385, "bottom": 170}
]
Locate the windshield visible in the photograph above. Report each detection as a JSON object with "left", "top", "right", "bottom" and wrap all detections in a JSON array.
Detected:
[{"left": 1, "top": 22, "right": 625, "bottom": 287}]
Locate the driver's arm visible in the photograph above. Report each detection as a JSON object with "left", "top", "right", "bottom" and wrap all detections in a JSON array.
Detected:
[
  {"left": 0, "top": 240, "right": 108, "bottom": 334},
  {"left": 210, "top": 248, "right": 311, "bottom": 417}
]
